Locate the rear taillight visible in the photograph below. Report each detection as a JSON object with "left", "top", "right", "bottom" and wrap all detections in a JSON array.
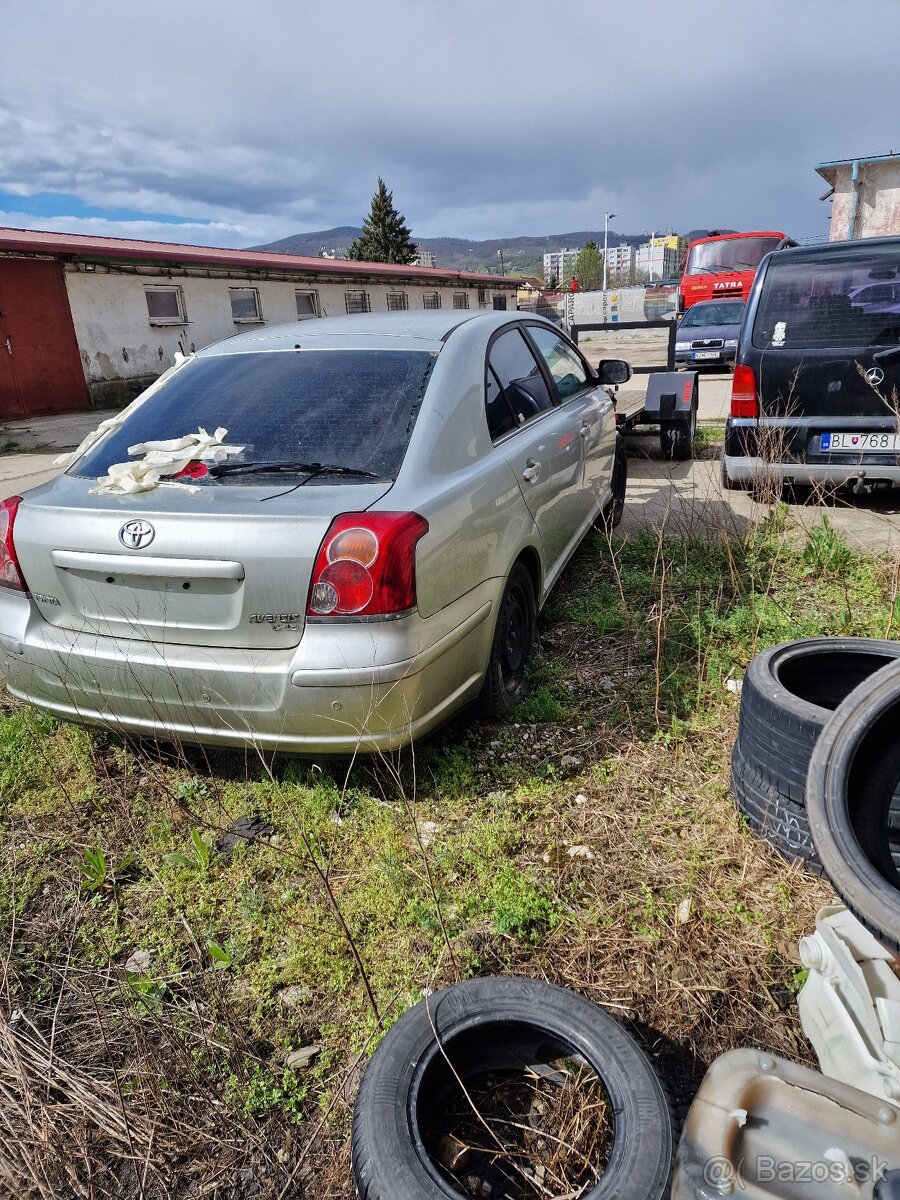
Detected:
[
  {"left": 730, "top": 364, "right": 759, "bottom": 418},
  {"left": 307, "top": 512, "right": 428, "bottom": 619},
  {"left": 0, "top": 496, "right": 27, "bottom": 592}
]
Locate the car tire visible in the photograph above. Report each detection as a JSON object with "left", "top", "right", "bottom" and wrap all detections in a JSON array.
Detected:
[
  {"left": 807, "top": 661, "right": 900, "bottom": 954},
  {"left": 477, "top": 562, "right": 537, "bottom": 717},
  {"left": 660, "top": 398, "right": 696, "bottom": 461},
  {"left": 736, "top": 638, "right": 900, "bottom": 802},
  {"left": 731, "top": 743, "right": 824, "bottom": 873},
  {"left": 598, "top": 435, "right": 627, "bottom": 531},
  {"left": 351, "top": 975, "right": 675, "bottom": 1200}
]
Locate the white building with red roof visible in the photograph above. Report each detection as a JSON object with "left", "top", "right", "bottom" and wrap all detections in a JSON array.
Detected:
[{"left": 0, "top": 228, "right": 517, "bottom": 419}]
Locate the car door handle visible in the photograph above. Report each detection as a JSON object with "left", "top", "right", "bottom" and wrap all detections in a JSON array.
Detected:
[{"left": 522, "top": 459, "right": 541, "bottom": 482}]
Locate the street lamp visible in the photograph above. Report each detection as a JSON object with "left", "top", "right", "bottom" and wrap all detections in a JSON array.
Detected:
[
  {"left": 642, "top": 228, "right": 657, "bottom": 281},
  {"left": 497, "top": 248, "right": 505, "bottom": 276},
  {"left": 603, "top": 212, "right": 616, "bottom": 292}
]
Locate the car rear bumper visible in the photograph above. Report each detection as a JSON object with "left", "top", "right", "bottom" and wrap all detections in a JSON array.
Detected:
[
  {"left": 724, "top": 415, "right": 900, "bottom": 488},
  {"left": 723, "top": 453, "right": 900, "bottom": 488},
  {"left": 674, "top": 349, "right": 735, "bottom": 366},
  {"left": 0, "top": 581, "right": 499, "bottom": 754}
]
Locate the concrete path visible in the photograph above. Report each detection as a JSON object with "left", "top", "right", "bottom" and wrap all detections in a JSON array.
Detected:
[
  {"left": 0, "top": 454, "right": 62, "bottom": 494},
  {"left": 0, "top": 410, "right": 111, "bottom": 454},
  {"left": 622, "top": 446, "right": 900, "bottom": 555}
]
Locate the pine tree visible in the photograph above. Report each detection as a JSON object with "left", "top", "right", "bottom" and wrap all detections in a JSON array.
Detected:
[{"left": 347, "top": 178, "right": 417, "bottom": 265}]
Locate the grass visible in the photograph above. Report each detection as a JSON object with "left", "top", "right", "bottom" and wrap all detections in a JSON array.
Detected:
[{"left": 2, "top": 504, "right": 895, "bottom": 1197}]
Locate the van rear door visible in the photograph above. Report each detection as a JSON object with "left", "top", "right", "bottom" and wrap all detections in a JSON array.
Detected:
[{"left": 750, "top": 242, "right": 900, "bottom": 423}]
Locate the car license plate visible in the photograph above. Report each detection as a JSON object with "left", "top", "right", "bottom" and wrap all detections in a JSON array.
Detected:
[
  {"left": 694, "top": 351, "right": 720, "bottom": 360},
  {"left": 821, "top": 432, "right": 900, "bottom": 451}
]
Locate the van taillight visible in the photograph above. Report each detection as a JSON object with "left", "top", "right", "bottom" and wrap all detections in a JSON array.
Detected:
[
  {"left": 0, "top": 496, "right": 27, "bottom": 592},
  {"left": 730, "top": 364, "right": 759, "bottom": 418},
  {"left": 307, "top": 512, "right": 428, "bottom": 619}
]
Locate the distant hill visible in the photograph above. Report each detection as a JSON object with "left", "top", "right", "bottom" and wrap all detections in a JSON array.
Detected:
[{"left": 252, "top": 227, "right": 728, "bottom": 277}]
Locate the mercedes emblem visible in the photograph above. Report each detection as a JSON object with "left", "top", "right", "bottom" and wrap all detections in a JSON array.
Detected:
[{"left": 119, "top": 519, "right": 155, "bottom": 549}]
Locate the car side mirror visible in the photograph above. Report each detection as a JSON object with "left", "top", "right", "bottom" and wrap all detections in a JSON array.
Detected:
[{"left": 597, "top": 359, "right": 632, "bottom": 386}]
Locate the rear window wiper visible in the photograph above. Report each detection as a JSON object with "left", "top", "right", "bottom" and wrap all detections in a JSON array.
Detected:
[
  {"left": 872, "top": 345, "right": 900, "bottom": 362},
  {"left": 208, "top": 460, "right": 383, "bottom": 479}
]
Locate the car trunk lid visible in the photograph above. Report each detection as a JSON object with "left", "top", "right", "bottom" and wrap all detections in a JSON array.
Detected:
[
  {"left": 751, "top": 240, "right": 900, "bottom": 421},
  {"left": 14, "top": 475, "right": 393, "bottom": 649}
]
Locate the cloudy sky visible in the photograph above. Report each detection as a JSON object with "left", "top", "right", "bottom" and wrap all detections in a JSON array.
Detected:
[{"left": 2, "top": 0, "right": 898, "bottom": 249}]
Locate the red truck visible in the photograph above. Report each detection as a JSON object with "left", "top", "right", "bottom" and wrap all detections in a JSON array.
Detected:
[{"left": 679, "top": 230, "right": 791, "bottom": 312}]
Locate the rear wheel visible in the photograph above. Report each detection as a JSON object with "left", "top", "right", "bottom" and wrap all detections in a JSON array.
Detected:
[
  {"left": 478, "top": 562, "right": 537, "bottom": 717},
  {"left": 598, "top": 435, "right": 627, "bottom": 531}
]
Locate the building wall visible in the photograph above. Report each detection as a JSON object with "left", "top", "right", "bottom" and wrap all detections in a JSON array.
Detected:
[
  {"left": 635, "top": 244, "right": 678, "bottom": 279},
  {"left": 606, "top": 244, "right": 635, "bottom": 280},
  {"left": 63, "top": 266, "right": 510, "bottom": 402},
  {"left": 828, "top": 160, "right": 900, "bottom": 241},
  {"left": 543, "top": 249, "right": 579, "bottom": 284}
]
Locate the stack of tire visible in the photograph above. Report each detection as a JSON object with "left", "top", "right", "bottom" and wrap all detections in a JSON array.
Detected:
[{"left": 731, "top": 637, "right": 900, "bottom": 954}]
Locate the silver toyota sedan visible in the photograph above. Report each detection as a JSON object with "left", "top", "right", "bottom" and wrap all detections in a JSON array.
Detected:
[{"left": 0, "top": 311, "right": 629, "bottom": 754}]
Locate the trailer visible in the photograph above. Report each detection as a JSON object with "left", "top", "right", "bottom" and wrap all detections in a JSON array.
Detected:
[{"left": 570, "top": 319, "right": 699, "bottom": 461}]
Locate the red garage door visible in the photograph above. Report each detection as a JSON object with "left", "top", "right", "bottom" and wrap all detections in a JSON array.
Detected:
[{"left": 0, "top": 258, "right": 89, "bottom": 420}]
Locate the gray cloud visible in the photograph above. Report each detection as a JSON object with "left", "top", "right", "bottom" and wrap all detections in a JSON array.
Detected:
[{"left": 1, "top": 0, "right": 899, "bottom": 245}]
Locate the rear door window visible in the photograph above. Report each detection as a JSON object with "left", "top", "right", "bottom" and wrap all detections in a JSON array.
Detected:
[
  {"left": 71, "top": 350, "right": 436, "bottom": 482},
  {"left": 753, "top": 245, "right": 900, "bottom": 349},
  {"left": 526, "top": 326, "right": 589, "bottom": 401},
  {"left": 485, "top": 328, "right": 553, "bottom": 436}
]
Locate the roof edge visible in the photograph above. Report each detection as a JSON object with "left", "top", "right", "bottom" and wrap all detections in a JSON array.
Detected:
[
  {"left": 815, "top": 152, "right": 900, "bottom": 181},
  {"left": 0, "top": 225, "right": 517, "bottom": 288}
]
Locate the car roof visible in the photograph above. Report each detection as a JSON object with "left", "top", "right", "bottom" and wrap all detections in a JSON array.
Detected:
[
  {"left": 771, "top": 235, "right": 900, "bottom": 264},
  {"left": 195, "top": 310, "right": 522, "bottom": 357}
]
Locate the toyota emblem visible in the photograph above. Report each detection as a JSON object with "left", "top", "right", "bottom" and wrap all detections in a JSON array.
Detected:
[
  {"left": 866, "top": 366, "right": 885, "bottom": 387},
  {"left": 119, "top": 519, "right": 155, "bottom": 549}
]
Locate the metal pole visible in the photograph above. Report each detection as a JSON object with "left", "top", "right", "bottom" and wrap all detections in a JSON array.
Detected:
[
  {"left": 497, "top": 248, "right": 505, "bottom": 276},
  {"left": 603, "top": 212, "right": 616, "bottom": 292}
]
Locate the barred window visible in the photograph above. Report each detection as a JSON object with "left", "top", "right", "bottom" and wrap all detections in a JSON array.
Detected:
[
  {"left": 345, "top": 291, "right": 371, "bottom": 315},
  {"left": 453, "top": 292, "right": 470, "bottom": 310},
  {"left": 478, "top": 289, "right": 487, "bottom": 305},
  {"left": 423, "top": 292, "right": 441, "bottom": 309},
  {"left": 386, "top": 292, "right": 409, "bottom": 311}
]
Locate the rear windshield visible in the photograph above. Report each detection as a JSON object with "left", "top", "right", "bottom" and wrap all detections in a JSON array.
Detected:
[
  {"left": 71, "top": 349, "right": 436, "bottom": 481},
  {"left": 679, "top": 301, "right": 744, "bottom": 327},
  {"left": 685, "top": 237, "right": 781, "bottom": 276},
  {"left": 752, "top": 245, "right": 900, "bottom": 350}
]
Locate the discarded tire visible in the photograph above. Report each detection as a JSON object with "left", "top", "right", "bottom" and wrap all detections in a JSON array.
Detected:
[
  {"left": 807, "top": 661, "right": 900, "bottom": 955},
  {"left": 351, "top": 975, "right": 674, "bottom": 1200},
  {"left": 732, "top": 638, "right": 900, "bottom": 869},
  {"left": 731, "top": 744, "right": 822, "bottom": 873}
]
